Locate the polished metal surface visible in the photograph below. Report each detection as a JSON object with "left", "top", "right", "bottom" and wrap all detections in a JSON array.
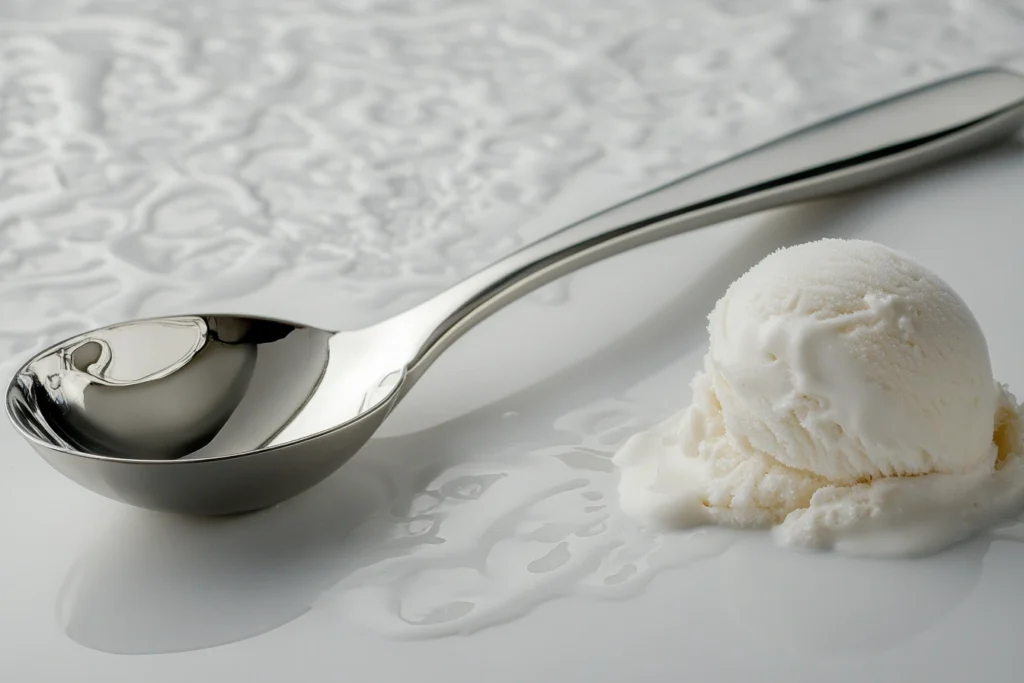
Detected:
[{"left": 7, "top": 68, "right": 1024, "bottom": 515}]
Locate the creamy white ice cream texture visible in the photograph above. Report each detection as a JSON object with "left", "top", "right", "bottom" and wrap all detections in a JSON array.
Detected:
[{"left": 614, "top": 238, "right": 1024, "bottom": 557}]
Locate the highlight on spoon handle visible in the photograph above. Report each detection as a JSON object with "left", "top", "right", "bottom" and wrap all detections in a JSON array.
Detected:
[{"left": 402, "top": 68, "right": 1024, "bottom": 376}]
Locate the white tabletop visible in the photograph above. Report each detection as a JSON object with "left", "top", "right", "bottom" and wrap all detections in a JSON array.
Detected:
[{"left": 4, "top": 1, "right": 1024, "bottom": 681}]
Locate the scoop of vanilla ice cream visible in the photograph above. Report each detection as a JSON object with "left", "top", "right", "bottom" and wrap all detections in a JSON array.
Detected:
[
  {"left": 709, "top": 238, "right": 997, "bottom": 483},
  {"left": 614, "top": 238, "right": 1024, "bottom": 556}
]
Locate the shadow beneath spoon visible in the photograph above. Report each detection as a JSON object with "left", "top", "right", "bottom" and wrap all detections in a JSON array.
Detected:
[{"left": 55, "top": 144, "right": 1022, "bottom": 655}]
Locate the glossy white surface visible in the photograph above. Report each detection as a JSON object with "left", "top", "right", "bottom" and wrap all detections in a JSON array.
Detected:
[{"left": 5, "top": 1, "right": 1024, "bottom": 681}]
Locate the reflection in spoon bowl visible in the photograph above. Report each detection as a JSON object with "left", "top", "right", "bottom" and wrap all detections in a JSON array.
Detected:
[{"left": 14, "top": 316, "right": 319, "bottom": 460}]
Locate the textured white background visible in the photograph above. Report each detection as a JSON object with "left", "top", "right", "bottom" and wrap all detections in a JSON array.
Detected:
[
  {"left": 3, "top": 0, "right": 1024, "bottom": 343},
  {"left": 5, "top": 0, "right": 1024, "bottom": 680}
]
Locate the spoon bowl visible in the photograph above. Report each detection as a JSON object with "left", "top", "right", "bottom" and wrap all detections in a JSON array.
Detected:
[
  {"left": 6, "top": 314, "right": 405, "bottom": 514},
  {"left": 8, "top": 69, "right": 1024, "bottom": 515}
]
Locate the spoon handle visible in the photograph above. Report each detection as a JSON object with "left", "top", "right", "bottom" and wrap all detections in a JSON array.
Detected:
[{"left": 401, "top": 68, "right": 1024, "bottom": 375}]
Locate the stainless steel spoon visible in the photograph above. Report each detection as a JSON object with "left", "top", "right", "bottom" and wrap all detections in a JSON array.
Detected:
[{"left": 7, "top": 68, "right": 1024, "bottom": 516}]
